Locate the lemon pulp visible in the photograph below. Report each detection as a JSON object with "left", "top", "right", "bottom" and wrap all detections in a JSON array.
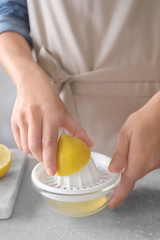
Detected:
[{"left": 0, "top": 144, "right": 12, "bottom": 177}]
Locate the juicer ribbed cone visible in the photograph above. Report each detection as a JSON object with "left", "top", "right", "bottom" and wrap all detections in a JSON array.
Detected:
[{"left": 54, "top": 157, "right": 99, "bottom": 188}]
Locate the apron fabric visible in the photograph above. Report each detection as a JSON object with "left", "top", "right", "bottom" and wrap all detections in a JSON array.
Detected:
[{"left": 27, "top": 0, "right": 160, "bottom": 157}]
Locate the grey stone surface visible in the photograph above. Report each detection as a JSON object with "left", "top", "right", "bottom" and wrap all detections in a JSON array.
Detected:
[
  {"left": 0, "top": 67, "right": 160, "bottom": 240},
  {"left": 0, "top": 149, "right": 27, "bottom": 219}
]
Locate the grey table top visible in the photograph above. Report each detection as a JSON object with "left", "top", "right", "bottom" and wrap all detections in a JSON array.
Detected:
[
  {"left": 0, "top": 67, "right": 160, "bottom": 240},
  {"left": 0, "top": 156, "right": 160, "bottom": 240}
]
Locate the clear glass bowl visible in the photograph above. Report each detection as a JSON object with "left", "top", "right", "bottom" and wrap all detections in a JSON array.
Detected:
[
  {"left": 31, "top": 152, "right": 121, "bottom": 217},
  {"left": 43, "top": 190, "right": 115, "bottom": 217}
]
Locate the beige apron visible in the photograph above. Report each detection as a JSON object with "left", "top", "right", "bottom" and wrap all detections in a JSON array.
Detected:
[{"left": 27, "top": 0, "right": 160, "bottom": 157}]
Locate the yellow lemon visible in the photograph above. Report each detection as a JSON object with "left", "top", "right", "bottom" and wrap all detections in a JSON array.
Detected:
[
  {"left": 56, "top": 133, "right": 91, "bottom": 176},
  {"left": 0, "top": 144, "right": 12, "bottom": 178}
]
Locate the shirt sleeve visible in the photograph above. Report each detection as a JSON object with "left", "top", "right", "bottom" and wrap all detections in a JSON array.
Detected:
[{"left": 0, "top": 0, "right": 32, "bottom": 47}]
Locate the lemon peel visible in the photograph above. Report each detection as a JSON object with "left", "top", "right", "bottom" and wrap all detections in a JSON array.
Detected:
[{"left": 56, "top": 134, "right": 91, "bottom": 176}]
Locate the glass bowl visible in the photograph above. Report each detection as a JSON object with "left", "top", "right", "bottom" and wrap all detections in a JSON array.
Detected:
[{"left": 31, "top": 152, "right": 121, "bottom": 217}]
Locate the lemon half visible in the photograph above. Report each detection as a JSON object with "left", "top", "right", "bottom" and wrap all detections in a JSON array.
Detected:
[
  {"left": 0, "top": 144, "right": 12, "bottom": 178},
  {"left": 56, "top": 134, "right": 91, "bottom": 176}
]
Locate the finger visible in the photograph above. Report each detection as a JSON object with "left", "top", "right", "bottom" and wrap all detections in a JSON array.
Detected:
[
  {"left": 109, "top": 172, "right": 135, "bottom": 210},
  {"left": 108, "top": 129, "right": 130, "bottom": 173},
  {"left": 61, "top": 113, "right": 94, "bottom": 148},
  {"left": 28, "top": 113, "right": 42, "bottom": 162},
  {"left": 11, "top": 122, "right": 22, "bottom": 150},
  {"left": 19, "top": 117, "right": 32, "bottom": 154},
  {"left": 42, "top": 119, "right": 58, "bottom": 176},
  {"left": 109, "top": 139, "right": 145, "bottom": 210}
]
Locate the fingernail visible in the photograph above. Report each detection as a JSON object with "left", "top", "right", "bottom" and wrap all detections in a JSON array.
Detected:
[
  {"left": 109, "top": 162, "right": 117, "bottom": 168},
  {"left": 109, "top": 163, "right": 120, "bottom": 172},
  {"left": 88, "top": 138, "right": 94, "bottom": 147},
  {"left": 90, "top": 139, "right": 94, "bottom": 145},
  {"left": 47, "top": 168, "right": 56, "bottom": 176},
  {"left": 108, "top": 203, "right": 114, "bottom": 210}
]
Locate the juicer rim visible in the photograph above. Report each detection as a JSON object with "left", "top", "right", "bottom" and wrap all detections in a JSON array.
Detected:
[
  {"left": 31, "top": 151, "right": 121, "bottom": 198},
  {"left": 31, "top": 171, "right": 121, "bottom": 197}
]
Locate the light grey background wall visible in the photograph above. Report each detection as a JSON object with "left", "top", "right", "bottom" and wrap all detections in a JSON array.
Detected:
[{"left": 0, "top": 64, "right": 17, "bottom": 148}]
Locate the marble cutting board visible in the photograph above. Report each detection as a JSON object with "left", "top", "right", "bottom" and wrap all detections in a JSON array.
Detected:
[{"left": 0, "top": 149, "right": 27, "bottom": 219}]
